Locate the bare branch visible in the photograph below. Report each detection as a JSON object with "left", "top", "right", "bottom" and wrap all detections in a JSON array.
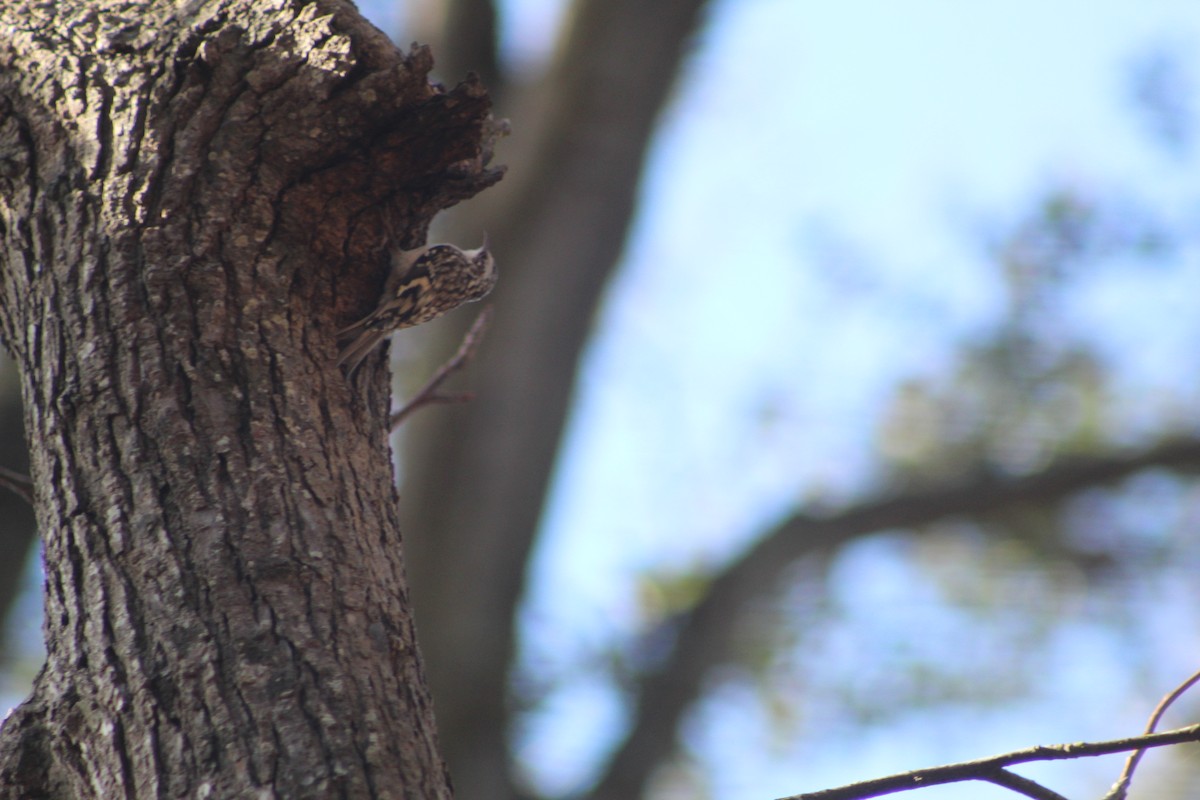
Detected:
[
  {"left": 0, "top": 466, "right": 32, "bottom": 505},
  {"left": 390, "top": 307, "right": 492, "bottom": 430},
  {"left": 777, "top": 724, "right": 1200, "bottom": 800},
  {"left": 1105, "top": 665, "right": 1200, "bottom": 800}
]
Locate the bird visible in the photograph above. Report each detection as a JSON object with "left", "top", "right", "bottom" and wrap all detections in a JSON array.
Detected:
[{"left": 337, "top": 239, "right": 496, "bottom": 375}]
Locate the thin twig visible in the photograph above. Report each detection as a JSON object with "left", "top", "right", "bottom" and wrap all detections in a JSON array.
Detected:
[
  {"left": 1104, "top": 666, "right": 1200, "bottom": 800},
  {"left": 776, "top": 724, "right": 1200, "bottom": 800},
  {"left": 0, "top": 465, "right": 34, "bottom": 505},
  {"left": 389, "top": 306, "right": 493, "bottom": 430}
]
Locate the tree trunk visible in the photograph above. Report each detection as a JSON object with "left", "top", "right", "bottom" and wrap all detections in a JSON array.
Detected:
[{"left": 0, "top": 2, "right": 499, "bottom": 797}]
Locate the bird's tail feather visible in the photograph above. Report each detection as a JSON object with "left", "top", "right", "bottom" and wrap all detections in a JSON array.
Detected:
[{"left": 337, "top": 328, "right": 388, "bottom": 375}]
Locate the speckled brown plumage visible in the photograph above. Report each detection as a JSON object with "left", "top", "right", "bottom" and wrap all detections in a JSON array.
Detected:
[{"left": 337, "top": 241, "right": 496, "bottom": 374}]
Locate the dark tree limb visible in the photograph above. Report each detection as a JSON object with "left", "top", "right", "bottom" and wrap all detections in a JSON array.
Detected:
[
  {"left": 587, "top": 439, "right": 1200, "bottom": 800},
  {"left": 399, "top": 1, "right": 714, "bottom": 797},
  {"left": 776, "top": 724, "right": 1200, "bottom": 800}
]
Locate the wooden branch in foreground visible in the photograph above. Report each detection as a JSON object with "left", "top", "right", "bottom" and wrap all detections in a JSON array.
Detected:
[{"left": 777, "top": 724, "right": 1200, "bottom": 800}]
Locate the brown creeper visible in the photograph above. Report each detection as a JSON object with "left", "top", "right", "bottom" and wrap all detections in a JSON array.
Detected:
[{"left": 337, "top": 239, "right": 497, "bottom": 374}]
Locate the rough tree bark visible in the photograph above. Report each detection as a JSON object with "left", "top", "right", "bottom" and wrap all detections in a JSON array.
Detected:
[{"left": 0, "top": 1, "right": 499, "bottom": 797}]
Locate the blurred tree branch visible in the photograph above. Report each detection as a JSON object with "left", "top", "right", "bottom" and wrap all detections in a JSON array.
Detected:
[
  {"left": 587, "top": 438, "right": 1200, "bottom": 800},
  {"left": 398, "top": 1, "right": 712, "bottom": 797},
  {"left": 435, "top": 0, "right": 501, "bottom": 98},
  {"left": 0, "top": 466, "right": 32, "bottom": 505}
]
